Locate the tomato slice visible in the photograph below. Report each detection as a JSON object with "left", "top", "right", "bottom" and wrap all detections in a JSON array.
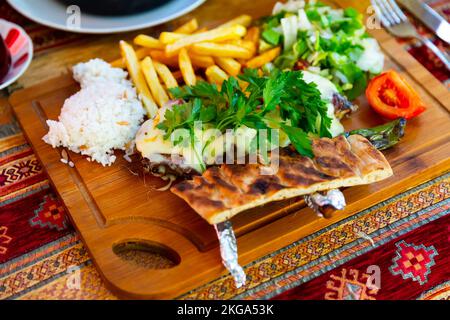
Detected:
[{"left": 366, "top": 70, "right": 426, "bottom": 120}]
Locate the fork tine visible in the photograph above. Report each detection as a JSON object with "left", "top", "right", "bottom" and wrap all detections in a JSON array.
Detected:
[
  {"left": 387, "top": 0, "right": 408, "bottom": 22},
  {"left": 383, "top": 1, "right": 402, "bottom": 24},
  {"left": 371, "top": 0, "right": 391, "bottom": 27},
  {"left": 376, "top": 0, "right": 399, "bottom": 25}
]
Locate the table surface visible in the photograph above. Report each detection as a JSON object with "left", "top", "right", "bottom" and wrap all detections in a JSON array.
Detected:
[{"left": 0, "top": 0, "right": 449, "bottom": 300}]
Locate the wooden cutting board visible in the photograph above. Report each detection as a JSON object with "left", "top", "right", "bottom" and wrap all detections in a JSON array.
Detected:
[{"left": 8, "top": 6, "right": 450, "bottom": 298}]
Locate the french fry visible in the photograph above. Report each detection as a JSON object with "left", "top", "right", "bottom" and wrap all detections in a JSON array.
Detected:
[
  {"left": 137, "top": 48, "right": 153, "bottom": 59},
  {"left": 134, "top": 35, "right": 164, "bottom": 49},
  {"left": 174, "top": 18, "right": 198, "bottom": 34},
  {"left": 245, "top": 47, "right": 281, "bottom": 69},
  {"left": 159, "top": 32, "right": 186, "bottom": 45},
  {"left": 111, "top": 47, "right": 152, "bottom": 69},
  {"left": 190, "top": 42, "right": 253, "bottom": 59},
  {"left": 172, "top": 70, "right": 183, "bottom": 82},
  {"left": 150, "top": 50, "right": 179, "bottom": 68},
  {"left": 190, "top": 54, "right": 215, "bottom": 68},
  {"left": 120, "top": 41, "right": 158, "bottom": 117},
  {"left": 244, "top": 26, "right": 260, "bottom": 45},
  {"left": 166, "top": 25, "right": 247, "bottom": 56},
  {"left": 196, "top": 75, "right": 206, "bottom": 82},
  {"left": 154, "top": 61, "right": 178, "bottom": 92},
  {"left": 238, "top": 79, "right": 249, "bottom": 92},
  {"left": 111, "top": 58, "right": 125, "bottom": 68},
  {"left": 179, "top": 48, "right": 196, "bottom": 86},
  {"left": 141, "top": 57, "right": 169, "bottom": 108},
  {"left": 194, "top": 27, "right": 208, "bottom": 34},
  {"left": 158, "top": 28, "right": 207, "bottom": 45},
  {"left": 215, "top": 57, "right": 241, "bottom": 76},
  {"left": 206, "top": 65, "right": 229, "bottom": 86},
  {"left": 237, "top": 58, "right": 247, "bottom": 65},
  {"left": 226, "top": 39, "right": 256, "bottom": 56},
  {"left": 218, "top": 15, "right": 252, "bottom": 28}
]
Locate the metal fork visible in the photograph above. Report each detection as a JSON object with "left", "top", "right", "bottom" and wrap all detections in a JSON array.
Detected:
[{"left": 371, "top": 0, "right": 450, "bottom": 70}]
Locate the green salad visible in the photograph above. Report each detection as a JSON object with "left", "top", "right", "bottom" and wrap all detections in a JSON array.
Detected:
[{"left": 259, "top": 0, "right": 384, "bottom": 100}]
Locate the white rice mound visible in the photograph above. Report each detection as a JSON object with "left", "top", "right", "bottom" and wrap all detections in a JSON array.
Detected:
[
  {"left": 43, "top": 59, "right": 146, "bottom": 166},
  {"left": 72, "top": 58, "right": 129, "bottom": 88}
]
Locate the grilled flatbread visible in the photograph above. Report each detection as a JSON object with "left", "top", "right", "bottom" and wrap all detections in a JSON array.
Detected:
[{"left": 171, "top": 135, "right": 393, "bottom": 224}]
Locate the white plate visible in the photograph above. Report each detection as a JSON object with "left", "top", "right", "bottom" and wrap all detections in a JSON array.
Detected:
[
  {"left": 7, "top": 0, "right": 206, "bottom": 34},
  {"left": 0, "top": 19, "right": 33, "bottom": 90}
]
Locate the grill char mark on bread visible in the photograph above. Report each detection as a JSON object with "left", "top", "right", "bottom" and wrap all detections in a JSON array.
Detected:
[{"left": 171, "top": 135, "right": 393, "bottom": 224}]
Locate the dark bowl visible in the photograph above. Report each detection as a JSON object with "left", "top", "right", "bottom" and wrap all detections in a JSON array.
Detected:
[{"left": 59, "top": 0, "right": 171, "bottom": 16}]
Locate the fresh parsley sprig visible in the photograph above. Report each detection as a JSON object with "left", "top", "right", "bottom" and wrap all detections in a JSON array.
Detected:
[{"left": 156, "top": 68, "right": 332, "bottom": 158}]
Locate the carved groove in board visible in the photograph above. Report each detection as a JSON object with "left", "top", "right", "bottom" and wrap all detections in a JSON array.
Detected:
[
  {"left": 31, "top": 98, "right": 212, "bottom": 249},
  {"left": 32, "top": 100, "right": 107, "bottom": 228},
  {"left": 233, "top": 199, "right": 309, "bottom": 233},
  {"left": 31, "top": 100, "right": 49, "bottom": 129}
]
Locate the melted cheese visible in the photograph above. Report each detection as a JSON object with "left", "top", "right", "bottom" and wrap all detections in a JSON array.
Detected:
[
  {"left": 136, "top": 117, "right": 203, "bottom": 172},
  {"left": 135, "top": 109, "right": 259, "bottom": 172}
]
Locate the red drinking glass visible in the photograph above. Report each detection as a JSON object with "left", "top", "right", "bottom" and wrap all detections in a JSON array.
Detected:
[{"left": 0, "top": 35, "right": 11, "bottom": 82}]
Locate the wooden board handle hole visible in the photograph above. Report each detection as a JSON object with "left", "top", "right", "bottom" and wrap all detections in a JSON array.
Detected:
[{"left": 113, "top": 240, "right": 181, "bottom": 269}]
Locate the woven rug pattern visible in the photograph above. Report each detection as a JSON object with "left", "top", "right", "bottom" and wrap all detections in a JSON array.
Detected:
[{"left": 0, "top": 0, "right": 449, "bottom": 300}]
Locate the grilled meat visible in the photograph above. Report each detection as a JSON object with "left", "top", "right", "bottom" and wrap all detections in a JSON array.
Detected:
[
  {"left": 141, "top": 156, "right": 199, "bottom": 179},
  {"left": 332, "top": 93, "right": 358, "bottom": 119},
  {"left": 171, "top": 135, "right": 393, "bottom": 224}
]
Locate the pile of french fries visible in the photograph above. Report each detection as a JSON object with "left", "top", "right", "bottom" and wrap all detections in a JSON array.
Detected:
[{"left": 111, "top": 15, "right": 281, "bottom": 117}]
